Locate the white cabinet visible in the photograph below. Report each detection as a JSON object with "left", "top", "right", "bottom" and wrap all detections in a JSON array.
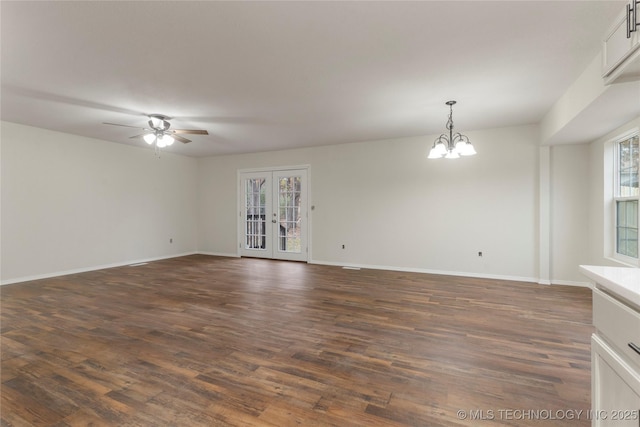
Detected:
[
  {"left": 581, "top": 266, "right": 640, "bottom": 427},
  {"left": 592, "top": 287, "right": 640, "bottom": 427},
  {"left": 593, "top": 288, "right": 640, "bottom": 372},
  {"left": 592, "top": 336, "right": 640, "bottom": 427},
  {"left": 603, "top": 3, "right": 640, "bottom": 84}
]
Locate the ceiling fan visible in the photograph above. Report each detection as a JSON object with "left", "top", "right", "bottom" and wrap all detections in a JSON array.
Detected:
[{"left": 103, "top": 114, "right": 209, "bottom": 148}]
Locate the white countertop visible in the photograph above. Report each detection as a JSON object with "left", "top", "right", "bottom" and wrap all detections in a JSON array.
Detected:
[{"left": 580, "top": 265, "right": 640, "bottom": 308}]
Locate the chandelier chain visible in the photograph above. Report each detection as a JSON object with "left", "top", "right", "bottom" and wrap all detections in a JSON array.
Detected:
[{"left": 446, "top": 104, "right": 454, "bottom": 132}]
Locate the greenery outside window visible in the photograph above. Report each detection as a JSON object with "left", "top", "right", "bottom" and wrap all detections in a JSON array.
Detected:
[{"left": 615, "top": 135, "right": 639, "bottom": 261}]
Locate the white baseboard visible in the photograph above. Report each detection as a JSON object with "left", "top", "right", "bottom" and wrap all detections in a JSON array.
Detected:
[
  {"left": 551, "top": 279, "right": 593, "bottom": 288},
  {"left": 2, "top": 253, "right": 592, "bottom": 290},
  {"left": 197, "top": 251, "right": 240, "bottom": 258},
  {"left": 0, "top": 252, "right": 198, "bottom": 286},
  {"left": 309, "top": 259, "right": 540, "bottom": 284}
]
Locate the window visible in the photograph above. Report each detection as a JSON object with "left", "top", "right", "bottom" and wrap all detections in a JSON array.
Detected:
[{"left": 614, "top": 134, "right": 639, "bottom": 261}]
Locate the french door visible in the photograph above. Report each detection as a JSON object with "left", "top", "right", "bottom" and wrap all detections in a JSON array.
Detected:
[{"left": 239, "top": 168, "right": 308, "bottom": 261}]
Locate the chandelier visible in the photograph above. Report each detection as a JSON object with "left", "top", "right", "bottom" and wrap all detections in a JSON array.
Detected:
[{"left": 427, "top": 101, "right": 476, "bottom": 159}]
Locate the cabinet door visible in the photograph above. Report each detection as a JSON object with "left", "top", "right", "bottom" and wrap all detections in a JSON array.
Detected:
[
  {"left": 603, "top": 7, "right": 640, "bottom": 79},
  {"left": 592, "top": 334, "right": 640, "bottom": 427}
]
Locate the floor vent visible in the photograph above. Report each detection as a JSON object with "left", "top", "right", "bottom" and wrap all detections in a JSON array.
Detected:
[
  {"left": 342, "top": 266, "right": 361, "bottom": 270},
  {"left": 129, "top": 262, "right": 148, "bottom": 267}
]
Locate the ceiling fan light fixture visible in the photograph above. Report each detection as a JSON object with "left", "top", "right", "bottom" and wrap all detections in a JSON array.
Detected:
[
  {"left": 143, "top": 133, "right": 156, "bottom": 144},
  {"left": 103, "top": 115, "right": 208, "bottom": 153},
  {"left": 159, "top": 134, "right": 174, "bottom": 146}
]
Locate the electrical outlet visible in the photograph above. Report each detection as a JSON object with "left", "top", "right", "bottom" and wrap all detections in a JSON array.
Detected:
[
  {"left": 478, "top": 251, "right": 483, "bottom": 257},
  {"left": 170, "top": 238, "right": 173, "bottom": 244},
  {"left": 342, "top": 244, "right": 345, "bottom": 249}
]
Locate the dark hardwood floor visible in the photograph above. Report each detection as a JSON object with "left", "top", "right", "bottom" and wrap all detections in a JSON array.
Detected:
[{"left": 1, "top": 255, "right": 593, "bottom": 426}]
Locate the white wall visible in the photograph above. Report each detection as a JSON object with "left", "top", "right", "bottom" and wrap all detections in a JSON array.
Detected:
[
  {"left": 198, "top": 124, "right": 540, "bottom": 281},
  {"left": 587, "top": 115, "right": 640, "bottom": 267},
  {"left": 540, "top": 53, "right": 606, "bottom": 145},
  {"left": 7, "top": 118, "right": 613, "bottom": 286},
  {"left": 1, "top": 122, "right": 199, "bottom": 283},
  {"left": 546, "top": 116, "right": 640, "bottom": 285},
  {"left": 549, "top": 144, "right": 590, "bottom": 283}
]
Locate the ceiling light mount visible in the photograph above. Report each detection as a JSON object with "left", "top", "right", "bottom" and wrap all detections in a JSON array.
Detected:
[
  {"left": 427, "top": 100, "right": 476, "bottom": 159},
  {"left": 148, "top": 114, "right": 171, "bottom": 132}
]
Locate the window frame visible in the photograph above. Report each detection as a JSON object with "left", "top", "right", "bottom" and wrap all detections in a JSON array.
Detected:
[{"left": 612, "top": 132, "right": 640, "bottom": 266}]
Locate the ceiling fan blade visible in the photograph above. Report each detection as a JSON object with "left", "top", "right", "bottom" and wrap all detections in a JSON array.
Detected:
[
  {"left": 173, "top": 134, "right": 191, "bottom": 144},
  {"left": 128, "top": 133, "right": 150, "bottom": 139},
  {"left": 171, "top": 129, "right": 209, "bottom": 135},
  {"left": 103, "top": 122, "right": 146, "bottom": 130}
]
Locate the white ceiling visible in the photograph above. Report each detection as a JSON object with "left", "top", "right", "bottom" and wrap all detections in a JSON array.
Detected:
[{"left": 0, "top": 1, "right": 628, "bottom": 157}]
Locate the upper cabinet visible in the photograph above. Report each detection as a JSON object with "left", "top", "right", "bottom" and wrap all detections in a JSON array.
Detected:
[{"left": 603, "top": 1, "right": 640, "bottom": 84}]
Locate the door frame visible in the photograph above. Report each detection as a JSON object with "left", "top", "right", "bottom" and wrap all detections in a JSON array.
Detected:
[{"left": 237, "top": 165, "right": 311, "bottom": 262}]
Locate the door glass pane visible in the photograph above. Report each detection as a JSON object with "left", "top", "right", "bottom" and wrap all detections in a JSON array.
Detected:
[
  {"left": 278, "top": 176, "right": 301, "bottom": 253},
  {"left": 245, "top": 178, "right": 266, "bottom": 249}
]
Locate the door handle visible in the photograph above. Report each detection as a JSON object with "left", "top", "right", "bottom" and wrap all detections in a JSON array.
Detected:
[
  {"left": 272, "top": 219, "right": 277, "bottom": 223},
  {"left": 629, "top": 0, "right": 640, "bottom": 39},
  {"left": 629, "top": 2, "right": 632, "bottom": 39}
]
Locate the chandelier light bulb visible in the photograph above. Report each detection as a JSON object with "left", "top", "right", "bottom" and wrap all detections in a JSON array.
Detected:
[
  {"left": 460, "top": 142, "right": 477, "bottom": 156},
  {"left": 444, "top": 150, "right": 460, "bottom": 159},
  {"left": 427, "top": 147, "right": 441, "bottom": 159},
  {"left": 427, "top": 141, "right": 447, "bottom": 158}
]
